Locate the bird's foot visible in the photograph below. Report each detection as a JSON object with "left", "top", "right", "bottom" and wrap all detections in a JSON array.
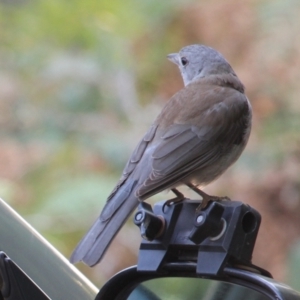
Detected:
[
  {"left": 164, "top": 188, "right": 186, "bottom": 207},
  {"left": 197, "top": 194, "right": 230, "bottom": 212},
  {"left": 186, "top": 183, "right": 230, "bottom": 211}
]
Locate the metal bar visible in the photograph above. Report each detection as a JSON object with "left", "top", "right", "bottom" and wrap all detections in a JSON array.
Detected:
[{"left": 0, "top": 198, "right": 98, "bottom": 300}]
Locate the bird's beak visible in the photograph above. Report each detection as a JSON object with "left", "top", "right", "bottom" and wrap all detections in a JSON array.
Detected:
[{"left": 167, "top": 53, "right": 180, "bottom": 66}]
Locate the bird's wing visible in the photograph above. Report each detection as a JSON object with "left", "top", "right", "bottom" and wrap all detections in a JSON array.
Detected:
[{"left": 136, "top": 84, "right": 251, "bottom": 199}]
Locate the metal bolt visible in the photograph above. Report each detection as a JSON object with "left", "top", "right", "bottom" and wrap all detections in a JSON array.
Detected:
[
  {"left": 135, "top": 212, "right": 143, "bottom": 222},
  {"left": 196, "top": 214, "right": 204, "bottom": 224}
]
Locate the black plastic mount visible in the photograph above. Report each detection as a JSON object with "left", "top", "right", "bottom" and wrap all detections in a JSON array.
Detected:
[{"left": 134, "top": 199, "right": 267, "bottom": 277}]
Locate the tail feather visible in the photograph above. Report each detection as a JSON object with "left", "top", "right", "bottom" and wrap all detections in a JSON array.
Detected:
[{"left": 70, "top": 180, "right": 139, "bottom": 266}]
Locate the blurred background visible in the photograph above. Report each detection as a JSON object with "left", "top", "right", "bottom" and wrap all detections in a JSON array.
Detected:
[{"left": 1, "top": 0, "right": 300, "bottom": 291}]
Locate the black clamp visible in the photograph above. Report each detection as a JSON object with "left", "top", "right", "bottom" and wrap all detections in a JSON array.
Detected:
[
  {"left": 134, "top": 199, "right": 266, "bottom": 277},
  {"left": 134, "top": 202, "right": 165, "bottom": 241}
]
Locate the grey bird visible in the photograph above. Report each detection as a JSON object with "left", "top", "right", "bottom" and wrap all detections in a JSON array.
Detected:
[{"left": 70, "top": 44, "right": 252, "bottom": 267}]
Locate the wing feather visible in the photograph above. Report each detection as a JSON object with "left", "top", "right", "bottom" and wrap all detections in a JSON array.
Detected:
[{"left": 136, "top": 83, "right": 250, "bottom": 199}]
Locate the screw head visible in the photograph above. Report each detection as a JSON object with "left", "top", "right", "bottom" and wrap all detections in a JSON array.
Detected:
[
  {"left": 196, "top": 214, "right": 204, "bottom": 224},
  {"left": 135, "top": 212, "right": 143, "bottom": 222}
]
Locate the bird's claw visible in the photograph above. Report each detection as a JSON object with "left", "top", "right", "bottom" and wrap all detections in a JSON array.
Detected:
[
  {"left": 196, "top": 195, "right": 231, "bottom": 211},
  {"left": 163, "top": 189, "right": 186, "bottom": 211}
]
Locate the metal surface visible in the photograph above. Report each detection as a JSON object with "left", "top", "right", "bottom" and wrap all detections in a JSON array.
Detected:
[
  {"left": 0, "top": 252, "right": 50, "bottom": 299},
  {"left": 0, "top": 198, "right": 98, "bottom": 300}
]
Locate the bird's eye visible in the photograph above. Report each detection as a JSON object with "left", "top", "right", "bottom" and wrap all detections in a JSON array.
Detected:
[{"left": 181, "top": 57, "right": 188, "bottom": 66}]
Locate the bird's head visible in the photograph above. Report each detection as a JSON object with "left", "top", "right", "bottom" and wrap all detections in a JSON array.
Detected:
[{"left": 167, "top": 44, "right": 236, "bottom": 86}]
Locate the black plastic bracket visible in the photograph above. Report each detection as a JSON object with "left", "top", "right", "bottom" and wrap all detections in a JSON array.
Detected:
[
  {"left": 134, "top": 199, "right": 266, "bottom": 277},
  {"left": 134, "top": 202, "right": 164, "bottom": 241},
  {"left": 0, "top": 252, "right": 50, "bottom": 300}
]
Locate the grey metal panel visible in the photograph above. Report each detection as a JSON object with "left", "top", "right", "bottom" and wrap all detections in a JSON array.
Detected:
[{"left": 0, "top": 198, "right": 98, "bottom": 300}]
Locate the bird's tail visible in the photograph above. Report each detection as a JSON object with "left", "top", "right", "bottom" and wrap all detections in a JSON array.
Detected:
[{"left": 70, "top": 180, "right": 139, "bottom": 267}]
